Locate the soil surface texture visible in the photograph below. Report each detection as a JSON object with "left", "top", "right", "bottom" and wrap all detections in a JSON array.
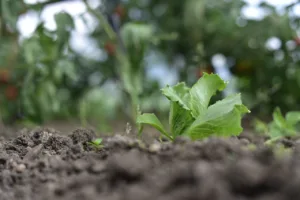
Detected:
[{"left": 0, "top": 127, "right": 300, "bottom": 200}]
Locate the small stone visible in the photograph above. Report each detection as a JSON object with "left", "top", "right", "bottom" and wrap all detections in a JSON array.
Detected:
[
  {"left": 16, "top": 164, "right": 26, "bottom": 173},
  {"left": 149, "top": 143, "right": 161, "bottom": 153}
]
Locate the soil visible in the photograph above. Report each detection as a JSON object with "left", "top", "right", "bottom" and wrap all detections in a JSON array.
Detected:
[{"left": 1, "top": 127, "right": 300, "bottom": 200}]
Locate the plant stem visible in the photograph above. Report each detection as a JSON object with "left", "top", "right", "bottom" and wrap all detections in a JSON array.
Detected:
[
  {"left": 83, "top": 0, "right": 116, "bottom": 41},
  {"left": 163, "top": 133, "right": 174, "bottom": 141},
  {"left": 264, "top": 136, "right": 282, "bottom": 145},
  {"left": 83, "top": 0, "right": 140, "bottom": 123},
  {"left": 130, "top": 93, "right": 139, "bottom": 121}
]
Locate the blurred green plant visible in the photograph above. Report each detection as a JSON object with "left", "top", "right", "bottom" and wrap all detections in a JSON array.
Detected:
[
  {"left": 1, "top": 0, "right": 300, "bottom": 126},
  {"left": 254, "top": 107, "right": 300, "bottom": 144},
  {"left": 147, "top": 0, "right": 300, "bottom": 114},
  {"left": 78, "top": 85, "right": 120, "bottom": 131},
  {"left": 20, "top": 14, "right": 77, "bottom": 123},
  {"left": 84, "top": 0, "right": 177, "bottom": 122}
]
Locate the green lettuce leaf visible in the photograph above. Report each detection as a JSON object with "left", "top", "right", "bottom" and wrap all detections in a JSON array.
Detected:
[
  {"left": 184, "top": 94, "right": 249, "bottom": 140},
  {"left": 273, "top": 107, "right": 287, "bottom": 129},
  {"left": 286, "top": 111, "right": 300, "bottom": 126},
  {"left": 169, "top": 102, "right": 194, "bottom": 138},
  {"left": 189, "top": 73, "right": 226, "bottom": 118},
  {"left": 161, "top": 82, "right": 191, "bottom": 110},
  {"left": 161, "top": 82, "right": 194, "bottom": 137},
  {"left": 265, "top": 108, "right": 300, "bottom": 143},
  {"left": 268, "top": 121, "right": 283, "bottom": 139},
  {"left": 272, "top": 107, "right": 296, "bottom": 137},
  {"left": 136, "top": 113, "right": 172, "bottom": 140}
]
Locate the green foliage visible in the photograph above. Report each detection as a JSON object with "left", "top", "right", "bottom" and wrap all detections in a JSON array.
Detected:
[
  {"left": 147, "top": 0, "right": 300, "bottom": 114},
  {"left": 88, "top": 138, "right": 103, "bottom": 149},
  {"left": 119, "top": 23, "right": 154, "bottom": 98},
  {"left": 1, "top": 0, "right": 300, "bottom": 126},
  {"left": 20, "top": 15, "right": 77, "bottom": 122},
  {"left": 1, "top": 0, "right": 24, "bottom": 31},
  {"left": 113, "top": 21, "right": 175, "bottom": 121},
  {"left": 254, "top": 107, "right": 300, "bottom": 144},
  {"left": 78, "top": 86, "right": 120, "bottom": 131},
  {"left": 137, "top": 73, "right": 250, "bottom": 141}
]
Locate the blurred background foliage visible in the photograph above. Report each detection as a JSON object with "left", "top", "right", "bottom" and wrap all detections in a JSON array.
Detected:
[{"left": 1, "top": 0, "right": 300, "bottom": 128}]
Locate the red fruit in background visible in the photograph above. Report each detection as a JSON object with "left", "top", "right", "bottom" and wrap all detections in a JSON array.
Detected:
[
  {"left": 294, "top": 37, "right": 300, "bottom": 46},
  {"left": 114, "top": 5, "right": 126, "bottom": 18},
  {"left": 197, "top": 66, "right": 214, "bottom": 78},
  {"left": 5, "top": 85, "right": 18, "bottom": 100},
  {"left": 105, "top": 42, "right": 116, "bottom": 56},
  {"left": 0, "top": 69, "right": 10, "bottom": 83}
]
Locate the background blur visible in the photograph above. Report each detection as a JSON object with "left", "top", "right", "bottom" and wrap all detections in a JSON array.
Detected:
[{"left": 1, "top": 0, "right": 300, "bottom": 131}]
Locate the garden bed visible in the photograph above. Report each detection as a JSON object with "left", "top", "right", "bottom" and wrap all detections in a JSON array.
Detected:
[{"left": 0, "top": 127, "right": 300, "bottom": 200}]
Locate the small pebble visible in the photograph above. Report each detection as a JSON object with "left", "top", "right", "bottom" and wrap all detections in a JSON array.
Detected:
[
  {"left": 16, "top": 164, "right": 26, "bottom": 173},
  {"left": 149, "top": 143, "right": 161, "bottom": 153}
]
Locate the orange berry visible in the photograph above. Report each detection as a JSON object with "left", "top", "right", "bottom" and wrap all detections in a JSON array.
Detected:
[{"left": 197, "top": 66, "right": 213, "bottom": 78}]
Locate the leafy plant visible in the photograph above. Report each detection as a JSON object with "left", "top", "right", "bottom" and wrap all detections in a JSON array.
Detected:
[
  {"left": 117, "top": 23, "right": 154, "bottom": 120},
  {"left": 19, "top": 17, "right": 77, "bottom": 123},
  {"left": 84, "top": 0, "right": 177, "bottom": 122},
  {"left": 255, "top": 107, "right": 300, "bottom": 144},
  {"left": 137, "top": 73, "right": 250, "bottom": 141},
  {"left": 88, "top": 138, "right": 103, "bottom": 149}
]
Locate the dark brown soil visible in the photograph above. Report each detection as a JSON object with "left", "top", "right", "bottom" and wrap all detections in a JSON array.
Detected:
[{"left": 1, "top": 127, "right": 300, "bottom": 200}]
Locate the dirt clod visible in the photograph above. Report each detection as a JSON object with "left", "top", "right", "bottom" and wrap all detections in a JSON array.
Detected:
[{"left": 69, "top": 128, "right": 96, "bottom": 145}]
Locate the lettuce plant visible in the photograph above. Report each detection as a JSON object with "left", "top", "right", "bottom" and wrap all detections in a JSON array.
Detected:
[
  {"left": 137, "top": 73, "right": 250, "bottom": 141},
  {"left": 255, "top": 107, "right": 300, "bottom": 144}
]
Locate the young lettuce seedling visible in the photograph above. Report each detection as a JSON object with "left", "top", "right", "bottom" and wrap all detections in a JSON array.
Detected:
[
  {"left": 256, "top": 107, "right": 300, "bottom": 145},
  {"left": 88, "top": 138, "right": 103, "bottom": 149},
  {"left": 137, "top": 73, "right": 250, "bottom": 141}
]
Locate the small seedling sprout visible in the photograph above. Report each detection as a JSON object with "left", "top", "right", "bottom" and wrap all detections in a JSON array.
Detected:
[{"left": 88, "top": 138, "right": 103, "bottom": 149}]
